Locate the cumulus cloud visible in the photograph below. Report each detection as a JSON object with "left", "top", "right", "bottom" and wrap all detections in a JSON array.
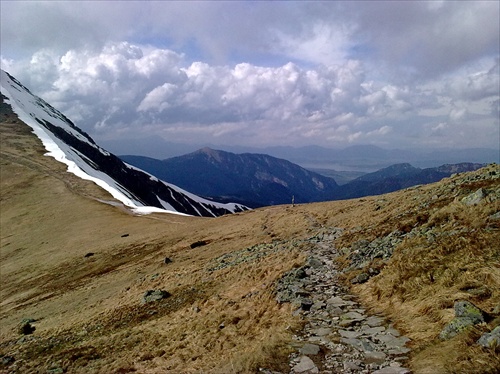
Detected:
[
  {"left": 2, "top": 33, "right": 498, "bottom": 149},
  {"left": 1, "top": 0, "right": 498, "bottom": 158},
  {"left": 444, "top": 59, "right": 500, "bottom": 101}
]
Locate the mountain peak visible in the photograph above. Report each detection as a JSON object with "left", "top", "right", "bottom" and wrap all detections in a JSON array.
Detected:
[
  {"left": 198, "top": 146, "right": 214, "bottom": 153},
  {"left": 384, "top": 163, "right": 419, "bottom": 171},
  {"left": 194, "top": 147, "right": 225, "bottom": 162}
]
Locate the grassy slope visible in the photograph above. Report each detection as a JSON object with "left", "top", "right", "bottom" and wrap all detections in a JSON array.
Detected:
[
  {"left": 1, "top": 111, "right": 499, "bottom": 373},
  {"left": 351, "top": 172, "right": 500, "bottom": 373}
]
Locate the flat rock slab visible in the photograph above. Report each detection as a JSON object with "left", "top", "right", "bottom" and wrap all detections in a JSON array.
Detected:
[
  {"left": 388, "top": 347, "right": 411, "bottom": 356},
  {"left": 344, "top": 361, "right": 362, "bottom": 371},
  {"left": 340, "top": 337, "right": 362, "bottom": 348},
  {"left": 308, "top": 336, "right": 331, "bottom": 344},
  {"left": 299, "top": 343, "right": 321, "bottom": 355},
  {"left": 384, "top": 336, "right": 411, "bottom": 349},
  {"left": 327, "top": 305, "right": 343, "bottom": 316},
  {"left": 339, "top": 329, "right": 362, "bottom": 339},
  {"left": 310, "top": 327, "right": 332, "bottom": 336},
  {"left": 386, "top": 327, "right": 401, "bottom": 337},
  {"left": 339, "top": 319, "right": 359, "bottom": 327},
  {"left": 342, "top": 311, "right": 366, "bottom": 320},
  {"left": 372, "top": 367, "right": 411, "bottom": 374},
  {"left": 292, "top": 356, "right": 319, "bottom": 373},
  {"left": 364, "top": 351, "right": 387, "bottom": 364},
  {"left": 327, "top": 296, "right": 354, "bottom": 307},
  {"left": 365, "top": 316, "right": 385, "bottom": 327},
  {"left": 340, "top": 337, "right": 376, "bottom": 352},
  {"left": 311, "top": 301, "right": 326, "bottom": 311},
  {"left": 362, "top": 326, "right": 386, "bottom": 335},
  {"left": 374, "top": 334, "right": 398, "bottom": 343}
]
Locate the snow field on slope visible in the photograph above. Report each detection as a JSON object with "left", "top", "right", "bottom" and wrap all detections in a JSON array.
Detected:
[{"left": 1, "top": 70, "right": 184, "bottom": 215}]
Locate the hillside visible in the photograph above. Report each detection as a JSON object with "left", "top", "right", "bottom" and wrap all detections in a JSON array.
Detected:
[
  {"left": 1, "top": 97, "right": 500, "bottom": 374},
  {"left": 121, "top": 149, "right": 338, "bottom": 208},
  {"left": 0, "top": 70, "right": 247, "bottom": 217}
]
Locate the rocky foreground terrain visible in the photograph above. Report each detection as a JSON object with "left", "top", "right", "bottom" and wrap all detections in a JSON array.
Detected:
[{"left": 0, "top": 108, "right": 499, "bottom": 373}]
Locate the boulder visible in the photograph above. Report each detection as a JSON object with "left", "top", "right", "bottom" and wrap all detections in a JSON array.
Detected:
[
  {"left": 142, "top": 290, "right": 171, "bottom": 304},
  {"left": 292, "top": 356, "right": 318, "bottom": 373},
  {"left": 454, "top": 300, "right": 485, "bottom": 321},
  {"left": 461, "top": 188, "right": 486, "bottom": 205},
  {"left": 18, "top": 321, "right": 35, "bottom": 335},
  {"left": 439, "top": 300, "right": 485, "bottom": 340},
  {"left": 477, "top": 326, "right": 500, "bottom": 350}
]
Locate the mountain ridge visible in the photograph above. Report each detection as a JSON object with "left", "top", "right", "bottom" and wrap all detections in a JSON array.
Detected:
[
  {"left": 0, "top": 69, "right": 247, "bottom": 217},
  {"left": 100, "top": 135, "right": 499, "bottom": 171},
  {"left": 122, "top": 148, "right": 339, "bottom": 208},
  {"left": 122, "top": 150, "right": 486, "bottom": 207}
]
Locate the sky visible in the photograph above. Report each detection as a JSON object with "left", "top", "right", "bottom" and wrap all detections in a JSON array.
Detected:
[{"left": 1, "top": 1, "right": 499, "bottom": 152}]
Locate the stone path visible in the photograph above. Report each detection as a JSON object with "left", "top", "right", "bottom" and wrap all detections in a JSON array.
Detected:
[{"left": 272, "top": 228, "right": 412, "bottom": 374}]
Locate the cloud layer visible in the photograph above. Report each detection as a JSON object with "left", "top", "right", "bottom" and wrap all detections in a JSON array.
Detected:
[{"left": 1, "top": 1, "right": 498, "bottom": 150}]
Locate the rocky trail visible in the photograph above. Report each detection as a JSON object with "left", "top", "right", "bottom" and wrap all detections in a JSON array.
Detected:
[{"left": 267, "top": 225, "right": 412, "bottom": 374}]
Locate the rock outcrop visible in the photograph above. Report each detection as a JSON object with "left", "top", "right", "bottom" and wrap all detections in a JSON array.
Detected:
[
  {"left": 142, "top": 290, "right": 171, "bottom": 304},
  {"left": 477, "top": 326, "right": 500, "bottom": 351},
  {"left": 439, "top": 301, "right": 485, "bottom": 340}
]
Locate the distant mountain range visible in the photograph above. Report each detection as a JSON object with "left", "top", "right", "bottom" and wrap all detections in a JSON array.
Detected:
[
  {"left": 121, "top": 148, "right": 339, "bottom": 207},
  {"left": 259, "top": 144, "right": 497, "bottom": 171},
  {"left": 101, "top": 137, "right": 498, "bottom": 172},
  {"left": 334, "top": 162, "right": 485, "bottom": 199},
  {"left": 121, "top": 149, "right": 486, "bottom": 207}
]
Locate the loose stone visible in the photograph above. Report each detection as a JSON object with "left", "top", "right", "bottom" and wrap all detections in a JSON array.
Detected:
[
  {"left": 372, "top": 367, "right": 411, "bottom": 374},
  {"left": 274, "top": 227, "right": 411, "bottom": 373},
  {"left": 291, "top": 356, "right": 318, "bottom": 373},
  {"left": 339, "top": 330, "right": 362, "bottom": 339},
  {"left": 299, "top": 343, "right": 320, "bottom": 355},
  {"left": 364, "top": 351, "right": 387, "bottom": 364}
]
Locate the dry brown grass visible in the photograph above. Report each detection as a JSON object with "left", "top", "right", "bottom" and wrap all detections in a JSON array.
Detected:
[
  {"left": 1, "top": 112, "right": 313, "bottom": 372},
  {"left": 1, "top": 107, "right": 499, "bottom": 373},
  {"left": 349, "top": 173, "right": 500, "bottom": 373}
]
